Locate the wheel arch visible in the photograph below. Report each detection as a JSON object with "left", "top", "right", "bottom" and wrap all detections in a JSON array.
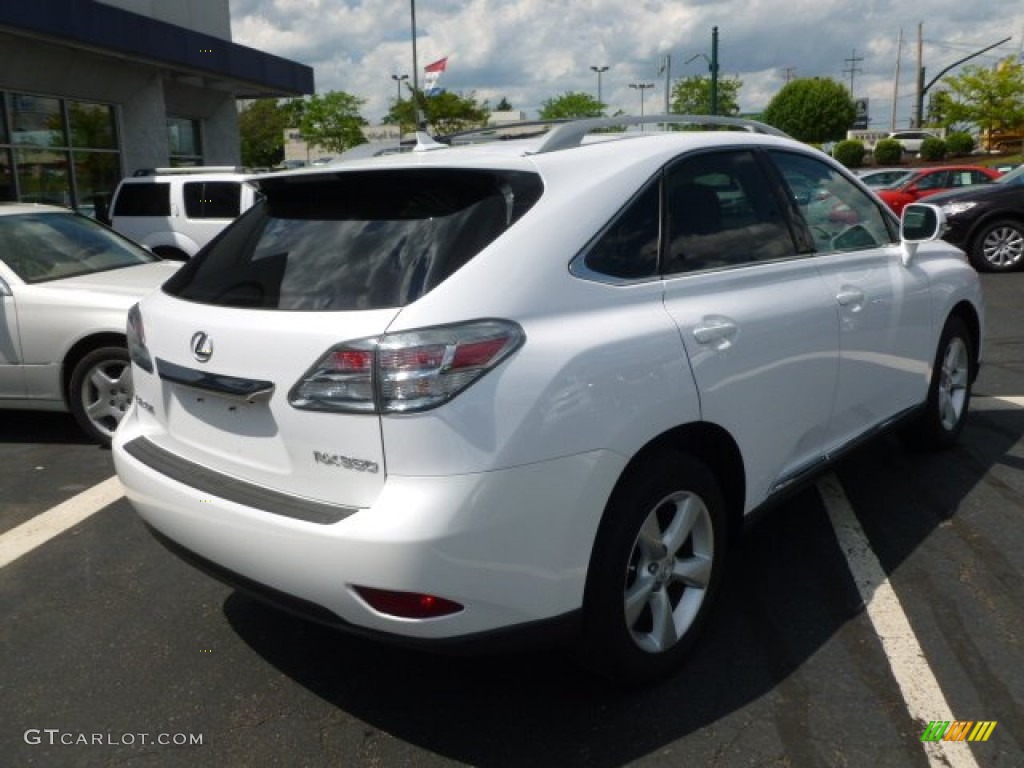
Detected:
[
  {"left": 967, "top": 208, "right": 1024, "bottom": 242},
  {"left": 609, "top": 422, "right": 747, "bottom": 543},
  {"left": 61, "top": 332, "right": 127, "bottom": 406}
]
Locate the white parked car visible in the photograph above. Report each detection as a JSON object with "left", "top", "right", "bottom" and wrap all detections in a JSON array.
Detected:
[
  {"left": 0, "top": 204, "right": 181, "bottom": 443},
  {"left": 113, "top": 116, "right": 984, "bottom": 683},
  {"left": 887, "top": 130, "right": 941, "bottom": 155},
  {"left": 109, "top": 167, "right": 259, "bottom": 260}
]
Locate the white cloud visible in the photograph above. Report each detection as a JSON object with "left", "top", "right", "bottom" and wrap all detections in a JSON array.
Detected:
[{"left": 229, "top": 0, "right": 1024, "bottom": 129}]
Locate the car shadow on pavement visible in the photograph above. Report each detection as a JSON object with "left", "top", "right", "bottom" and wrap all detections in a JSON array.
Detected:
[
  {"left": 219, "top": 492, "right": 897, "bottom": 765},
  {"left": 222, "top": 407, "right": 1024, "bottom": 767},
  {"left": 0, "top": 411, "right": 93, "bottom": 445}
]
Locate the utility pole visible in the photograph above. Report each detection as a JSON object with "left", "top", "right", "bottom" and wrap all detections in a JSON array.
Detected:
[
  {"left": 914, "top": 22, "right": 924, "bottom": 128},
  {"left": 843, "top": 49, "right": 864, "bottom": 94},
  {"left": 783, "top": 67, "right": 796, "bottom": 83},
  {"left": 891, "top": 29, "right": 903, "bottom": 131}
]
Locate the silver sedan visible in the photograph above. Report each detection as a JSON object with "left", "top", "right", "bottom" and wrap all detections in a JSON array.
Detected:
[{"left": 0, "top": 204, "right": 180, "bottom": 443}]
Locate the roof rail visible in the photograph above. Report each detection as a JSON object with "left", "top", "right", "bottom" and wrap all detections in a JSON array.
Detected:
[
  {"left": 438, "top": 119, "right": 574, "bottom": 146},
  {"left": 533, "top": 114, "right": 792, "bottom": 154},
  {"left": 131, "top": 166, "right": 250, "bottom": 176}
]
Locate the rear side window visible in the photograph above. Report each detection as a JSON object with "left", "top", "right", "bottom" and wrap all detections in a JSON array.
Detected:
[
  {"left": 183, "top": 181, "right": 242, "bottom": 219},
  {"left": 164, "top": 169, "right": 543, "bottom": 310},
  {"left": 112, "top": 183, "right": 170, "bottom": 216}
]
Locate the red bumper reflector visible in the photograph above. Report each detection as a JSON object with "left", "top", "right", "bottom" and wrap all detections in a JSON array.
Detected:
[{"left": 353, "top": 586, "right": 464, "bottom": 619}]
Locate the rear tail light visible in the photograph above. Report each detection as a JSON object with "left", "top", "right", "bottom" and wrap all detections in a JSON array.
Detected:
[
  {"left": 289, "top": 319, "right": 524, "bottom": 414},
  {"left": 126, "top": 303, "right": 153, "bottom": 373},
  {"left": 353, "top": 586, "right": 463, "bottom": 619}
]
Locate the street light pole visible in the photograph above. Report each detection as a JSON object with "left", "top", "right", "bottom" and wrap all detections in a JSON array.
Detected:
[
  {"left": 391, "top": 74, "right": 409, "bottom": 138},
  {"left": 629, "top": 82, "right": 654, "bottom": 128},
  {"left": 391, "top": 74, "right": 409, "bottom": 103},
  {"left": 590, "top": 65, "right": 609, "bottom": 107}
]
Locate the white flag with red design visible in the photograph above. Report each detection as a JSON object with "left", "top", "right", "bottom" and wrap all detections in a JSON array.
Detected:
[{"left": 424, "top": 57, "right": 448, "bottom": 96}]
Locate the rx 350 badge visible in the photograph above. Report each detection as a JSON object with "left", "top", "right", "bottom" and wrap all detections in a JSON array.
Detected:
[{"left": 313, "top": 451, "right": 380, "bottom": 474}]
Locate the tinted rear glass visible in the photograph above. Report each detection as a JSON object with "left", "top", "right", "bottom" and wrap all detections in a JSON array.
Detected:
[
  {"left": 163, "top": 169, "right": 543, "bottom": 310},
  {"left": 183, "top": 181, "right": 242, "bottom": 219},
  {"left": 112, "top": 183, "right": 170, "bottom": 216}
]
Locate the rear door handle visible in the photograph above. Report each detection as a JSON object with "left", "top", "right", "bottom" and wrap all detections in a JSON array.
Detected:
[
  {"left": 836, "top": 286, "right": 865, "bottom": 310},
  {"left": 693, "top": 316, "right": 739, "bottom": 347}
]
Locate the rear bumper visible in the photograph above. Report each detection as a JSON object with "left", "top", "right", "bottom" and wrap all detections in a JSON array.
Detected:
[{"left": 113, "top": 424, "right": 625, "bottom": 645}]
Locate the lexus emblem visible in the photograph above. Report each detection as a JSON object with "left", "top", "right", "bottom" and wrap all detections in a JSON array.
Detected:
[{"left": 191, "top": 331, "right": 214, "bottom": 363}]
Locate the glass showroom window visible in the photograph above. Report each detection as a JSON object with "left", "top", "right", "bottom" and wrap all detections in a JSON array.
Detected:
[
  {"left": 0, "top": 106, "right": 11, "bottom": 201},
  {"left": 0, "top": 92, "right": 121, "bottom": 217},
  {"left": 167, "top": 117, "right": 202, "bottom": 166},
  {"left": 69, "top": 100, "right": 120, "bottom": 221}
]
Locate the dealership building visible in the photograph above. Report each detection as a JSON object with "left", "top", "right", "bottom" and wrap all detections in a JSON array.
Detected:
[{"left": 0, "top": 0, "right": 313, "bottom": 214}]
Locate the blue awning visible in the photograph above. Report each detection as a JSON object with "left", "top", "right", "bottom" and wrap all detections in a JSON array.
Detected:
[{"left": 0, "top": 0, "right": 314, "bottom": 97}]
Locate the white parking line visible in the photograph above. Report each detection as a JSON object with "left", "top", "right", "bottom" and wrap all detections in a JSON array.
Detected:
[
  {"left": 972, "top": 395, "right": 1024, "bottom": 409},
  {"left": 0, "top": 476, "right": 124, "bottom": 569},
  {"left": 818, "top": 473, "right": 980, "bottom": 768}
]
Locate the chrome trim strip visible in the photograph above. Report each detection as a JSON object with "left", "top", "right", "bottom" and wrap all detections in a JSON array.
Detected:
[
  {"left": 123, "top": 436, "right": 357, "bottom": 525},
  {"left": 768, "top": 404, "right": 923, "bottom": 496},
  {"left": 156, "top": 358, "right": 275, "bottom": 403}
]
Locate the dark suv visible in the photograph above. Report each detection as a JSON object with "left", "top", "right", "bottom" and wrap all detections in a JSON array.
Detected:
[{"left": 930, "top": 164, "right": 1024, "bottom": 272}]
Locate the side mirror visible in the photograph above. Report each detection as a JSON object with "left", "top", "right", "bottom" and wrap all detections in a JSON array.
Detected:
[{"left": 900, "top": 203, "right": 946, "bottom": 266}]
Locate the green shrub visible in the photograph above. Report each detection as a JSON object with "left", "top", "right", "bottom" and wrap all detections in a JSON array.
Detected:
[
  {"left": 873, "top": 139, "right": 903, "bottom": 165},
  {"left": 920, "top": 137, "right": 947, "bottom": 161},
  {"left": 945, "top": 132, "right": 975, "bottom": 157},
  {"left": 833, "top": 139, "right": 866, "bottom": 168}
]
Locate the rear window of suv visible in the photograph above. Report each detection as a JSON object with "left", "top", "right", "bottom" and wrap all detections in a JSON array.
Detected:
[
  {"left": 163, "top": 169, "right": 543, "bottom": 311},
  {"left": 112, "top": 183, "right": 170, "bottom": 216},
  {"left": 183, "top": 181, "right": 243, "bottom": 219}
]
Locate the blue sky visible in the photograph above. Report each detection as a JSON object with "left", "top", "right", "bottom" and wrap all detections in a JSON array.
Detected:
[{"left": 230, "top": 0, "right": 1024, "bottom": 129}]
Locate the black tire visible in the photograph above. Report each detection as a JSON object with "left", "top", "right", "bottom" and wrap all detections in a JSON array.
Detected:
[
  {"left": 68, "top": 346, "right": 133, "bottom": 446},
  {"left": 969, "top": 219, "right": 1024, "bottom": 273},
  {"left": 578, "top": 451, "right": 728, "bottom": 685},
  {"left": 903, "top": 316, "right": 973, "bottom": 451}
]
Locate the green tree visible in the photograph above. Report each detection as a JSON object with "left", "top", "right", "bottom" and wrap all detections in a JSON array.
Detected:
[
  {"left": 495, "top": 96, "right": 514, "bottom": 111},
  {"left": 297, "top": 91, "right": 368, "bottom": 154},
  {"left": 280, "top": 98, "right": 308, "bottom": 129},
  {"left": 941, "top": 56, "right": 1024, "bottom": 149},
  {"left": 384, "top": 90, "right": 489, "bottom": 136},
  {"left": 670, "top": 75, "right": 742, "bottom": 116},
  {"left": 538, "top": 91, "right": 604, "bottom": 119},
  {"left": 238, "top": 99, "right": 289, "bottom": 167},
  {"left": 761, "top": 77, "right": 856, "bottom": 143}
]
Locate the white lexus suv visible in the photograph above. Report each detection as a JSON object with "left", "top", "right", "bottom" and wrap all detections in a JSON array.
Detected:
[{"left": 113, "top": 116, "right": 983, "bottom": 683}]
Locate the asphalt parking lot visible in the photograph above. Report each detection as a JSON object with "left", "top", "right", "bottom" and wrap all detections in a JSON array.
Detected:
[{"left": 2, "top": 274, "right": 1022, "bottom": 767}]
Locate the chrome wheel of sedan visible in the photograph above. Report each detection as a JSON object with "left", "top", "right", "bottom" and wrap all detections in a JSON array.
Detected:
[{"left": 69, "top": 346, "right": 133, "bottom": 445}]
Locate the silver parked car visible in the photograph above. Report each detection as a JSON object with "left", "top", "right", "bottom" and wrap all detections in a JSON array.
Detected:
[{"left": 0, "top": 204, "right": 181, "bottom": 443}]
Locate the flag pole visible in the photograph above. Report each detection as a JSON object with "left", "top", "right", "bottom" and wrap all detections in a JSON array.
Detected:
[{"left": 410, "top": 0, "right": 424, "bottom": 131}]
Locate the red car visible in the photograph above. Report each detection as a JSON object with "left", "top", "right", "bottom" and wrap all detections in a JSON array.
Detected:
[{"left": 875, "top": 165, "right": 1002, "bottom": 214}]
